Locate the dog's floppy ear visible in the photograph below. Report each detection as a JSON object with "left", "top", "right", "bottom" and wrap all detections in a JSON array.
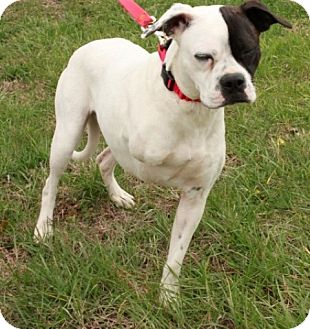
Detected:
[
  {"left": 241, "top": 0, "right": 292, "bottom": 32},
  {"left": 142, "top": 3, "right": 193, "bottom": 38}
]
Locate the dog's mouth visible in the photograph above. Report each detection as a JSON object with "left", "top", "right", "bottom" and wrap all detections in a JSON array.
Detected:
[
  {"left": 202, "top": 94, "right": 250, "bottom": 109},
  {"left": 201, "top": 90, "right": 252, "bottom": 109},
  {"left": 222, "top": 93, "right": 251, "bottom": 107}
]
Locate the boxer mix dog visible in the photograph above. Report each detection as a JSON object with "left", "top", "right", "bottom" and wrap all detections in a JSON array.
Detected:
[{"left": 34, "top": 1, "right": 291, "bottom": 300}]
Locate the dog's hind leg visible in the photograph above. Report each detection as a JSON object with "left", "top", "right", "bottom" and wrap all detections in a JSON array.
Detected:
[
  {"left": 34, "top": 68, "right": 89, "bottom": 241},
  {"left": 96, "top": 147, "right": 135, "bottom": 209},
  {"left": 34, "top": 121, "right": 86, "bottom": 240}
]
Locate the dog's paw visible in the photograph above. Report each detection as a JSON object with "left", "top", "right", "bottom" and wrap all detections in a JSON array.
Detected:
[
  {"left": 33, "top": 221, "right": 53, "bottom": 243},
  {"left": 159, "top": 282, "right": 180, "bottom": 308},
  {"left": 159, "top": 286, "right": 180, "bottom": 308},
  {"left": 110, "top": 187, "right": 135, "bottom": 209}
]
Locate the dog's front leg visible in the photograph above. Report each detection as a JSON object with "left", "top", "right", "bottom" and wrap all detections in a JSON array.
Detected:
[{"left": 160, "top": 187, "right": 208, "bottom": 303}]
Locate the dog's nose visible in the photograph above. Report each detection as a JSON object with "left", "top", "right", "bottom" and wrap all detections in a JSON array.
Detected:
[{"left": 220, "top": 73, "right": 246, "bottom": 94}]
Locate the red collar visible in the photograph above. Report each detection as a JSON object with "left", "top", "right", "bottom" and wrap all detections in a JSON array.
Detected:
[{"left": 158, "top": 44, "right": 201, "bottom": 103}]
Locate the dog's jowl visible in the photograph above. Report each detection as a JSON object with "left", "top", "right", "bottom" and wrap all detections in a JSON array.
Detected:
[{"left": 34, "top": 1, "right": 291, "bottom": 302}]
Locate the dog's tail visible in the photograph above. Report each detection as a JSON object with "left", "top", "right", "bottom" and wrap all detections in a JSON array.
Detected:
[{"left": 72, "top": 113, "right": 101, "bottom": 161}]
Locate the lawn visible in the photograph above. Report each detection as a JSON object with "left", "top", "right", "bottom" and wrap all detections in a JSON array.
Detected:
[{"left": 0, "top": 0, "right": 309, "bottom": 328}]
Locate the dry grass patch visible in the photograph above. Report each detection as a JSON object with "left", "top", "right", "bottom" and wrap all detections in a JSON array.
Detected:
[
  {"left": 0, "top": 80, "right": 29, "bottom": 94},
  {"left": 0, "top": 244, "right": 28, "bottom": 281},
  {"left": 41, "top": 0, "right": 64, "bottom": 18}
]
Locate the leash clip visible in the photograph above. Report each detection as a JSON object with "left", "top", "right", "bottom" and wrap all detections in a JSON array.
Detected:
[
  {"left": 140, "top": 17, "right": 169, "bottom": 45},
  {"left": 118, "top": 0, "right": 169, "bottom": 45}
]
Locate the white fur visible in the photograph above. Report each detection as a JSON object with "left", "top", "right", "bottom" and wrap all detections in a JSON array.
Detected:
[{"left": 34, "top": 5, "right": 257, "bottom": 302}]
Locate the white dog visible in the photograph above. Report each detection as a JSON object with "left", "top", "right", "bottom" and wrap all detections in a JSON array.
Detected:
[{"left": 34, "top": 1, "right": 291, "bottom": 300}]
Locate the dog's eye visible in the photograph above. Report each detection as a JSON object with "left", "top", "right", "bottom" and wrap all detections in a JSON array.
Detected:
[{"left": 194, "top": 53, "right": 214, "bottom": 62}]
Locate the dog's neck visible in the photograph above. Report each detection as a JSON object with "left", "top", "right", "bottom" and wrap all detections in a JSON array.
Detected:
[{"left": 166, "top": 41, "right": 200, "bottom": 101}]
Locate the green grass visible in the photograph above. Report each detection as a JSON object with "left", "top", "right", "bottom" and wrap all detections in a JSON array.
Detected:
[{"left": 0, "top": 0, "right": 309, "bottom": 328}]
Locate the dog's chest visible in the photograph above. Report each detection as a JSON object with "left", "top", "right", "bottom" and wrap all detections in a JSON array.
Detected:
[
  {"left": 133, "top": 141, "right": 224, "bottom": 189},
  {"left": 120, "top": 114, "right": 226, "bottom": 189}
]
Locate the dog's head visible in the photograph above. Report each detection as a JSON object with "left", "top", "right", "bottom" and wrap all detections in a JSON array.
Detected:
[{"left": 143, "top": 1, "right": 292, "bottom": 109}]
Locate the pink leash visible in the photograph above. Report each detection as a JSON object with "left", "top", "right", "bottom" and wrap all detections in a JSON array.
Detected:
[{"left": 118, "top": 0, "right": 154, "bottom": 28}]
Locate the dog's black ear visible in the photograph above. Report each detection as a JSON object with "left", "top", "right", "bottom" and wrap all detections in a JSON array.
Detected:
[
  {"left": 241, "top": 0, "right": 292, "bottom": 32},
  {"left": 142, "top": 3, "right": 193, "bottom": 38}
]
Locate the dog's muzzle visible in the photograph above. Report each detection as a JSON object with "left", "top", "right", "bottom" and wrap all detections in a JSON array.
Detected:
[{"left": 219, "top": 73, "right": 249, "bottom": 106}]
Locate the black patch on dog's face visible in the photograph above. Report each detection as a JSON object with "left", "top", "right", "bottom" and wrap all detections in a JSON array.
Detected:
[{"left": 220, "top": 6, "right": 261, "bottom": 76}]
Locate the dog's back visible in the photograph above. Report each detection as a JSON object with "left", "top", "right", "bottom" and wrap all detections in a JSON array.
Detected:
[{"left": 66, "top": 38, "right": 149, "bottom": 86}]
